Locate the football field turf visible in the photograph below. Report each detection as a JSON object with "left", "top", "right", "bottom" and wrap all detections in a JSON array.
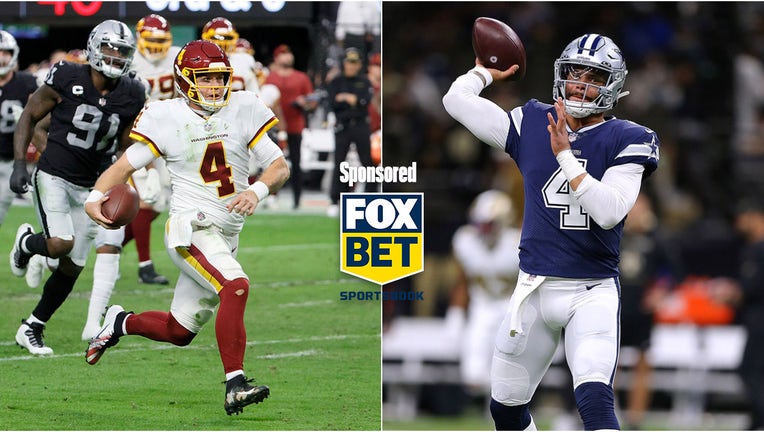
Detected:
[{"left": 0, "top": 203, "right": 382, "bottom": 430}]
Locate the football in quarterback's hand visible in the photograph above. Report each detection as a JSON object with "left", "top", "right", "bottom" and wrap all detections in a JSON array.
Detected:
[
  {"left": 101, "top": 183, "right": 140, "bottom": 227},
  {"left": 472, "top": 17, "right": 526, "bottom": 80}
]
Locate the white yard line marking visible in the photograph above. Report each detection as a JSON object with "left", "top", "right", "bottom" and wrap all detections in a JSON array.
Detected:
[
  {"left": 6, "top": 277, "right": 365, "bottom": 302},
  {"left": 0, "top": 334, "right": 377, "bottom": 361},
  {"left": 238, "top": 243, "right": 336, "bottom": 253},
  {"left": 259, "top": 349, "right": 321, "bottom": 359},
  {"left": 278, "top": 300, "right": 334, "bottom": 308}
]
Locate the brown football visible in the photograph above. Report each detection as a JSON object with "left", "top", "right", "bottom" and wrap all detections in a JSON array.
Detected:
[
  {"left": 101, "top": 183, "right": 140, "bottom": 227},
  {"left": 472, "top": 17, "right": 526, "bottom": 80}
]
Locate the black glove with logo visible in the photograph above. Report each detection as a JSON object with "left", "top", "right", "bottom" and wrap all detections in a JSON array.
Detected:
[{"left": 10, "top": 160, "right": 31, "bottom": 194}]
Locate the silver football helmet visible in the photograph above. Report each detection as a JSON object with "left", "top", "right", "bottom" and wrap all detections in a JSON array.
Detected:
[
  {"left": 0, "top": 30, "right": 19, "bottom": 76},
  {"left": 553, "top": 34, "right": 628, "bottom": 118},
  {"left": 86, "top": 20, "right": 136, "bottom": 79}
]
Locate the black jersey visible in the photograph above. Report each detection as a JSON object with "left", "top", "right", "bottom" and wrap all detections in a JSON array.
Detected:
[
  {"left": 327, "top": 74, "right": 373, "bottom": 125},
  {"left": 36, "top": 61, "right": 146, "bottom": 187},
  {"left": 0, "top": 71, "right": 38, "bottom": 160}
]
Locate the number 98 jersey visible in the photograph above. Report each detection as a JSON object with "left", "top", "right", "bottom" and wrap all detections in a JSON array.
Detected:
[
  {"left": 37, "top": 61, "right": 147, "bottom": 187},
  {"left": 129, "top": 46, "right": 181, "bottom": 101}
]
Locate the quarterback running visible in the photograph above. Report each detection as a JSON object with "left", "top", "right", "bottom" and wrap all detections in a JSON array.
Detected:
[{"left": 83, "top": 39, "right": 289, "bottom": 416}]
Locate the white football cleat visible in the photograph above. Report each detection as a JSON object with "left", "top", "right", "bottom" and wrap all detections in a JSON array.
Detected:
[
  {"left": 85, "top": 305, "right": 127, "bottom": 365},
  {"left": 25, "top": 254, "right": 47, "bottom": 288},
  {"left": 15, "top": 320, "right": 53, "bottom": 355},
  {"left": 9, "top": 223, "right": 34, "bottom": 277}
]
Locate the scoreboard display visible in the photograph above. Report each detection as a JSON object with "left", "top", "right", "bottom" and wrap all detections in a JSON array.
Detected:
[{"left": 0, "top": 1, "right": 314, "bottom": 25}]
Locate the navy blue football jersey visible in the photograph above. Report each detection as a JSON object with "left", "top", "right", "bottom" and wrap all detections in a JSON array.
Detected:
[
  {"left": 505, "top": 99, "right": 659, "bottom": 278},
  {"left": 36, "top": 61, "right": 146, "bottom": 187},
  {"left": 0, "top": 71, "right": 38, "bottom": 160}
]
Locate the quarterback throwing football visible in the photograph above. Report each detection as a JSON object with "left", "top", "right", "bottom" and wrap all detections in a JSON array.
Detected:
[
  {"left": 443, "top": 34, "right": 659, "bottom": 430},
  {"left": 84, "top": 40, "right": 289, "bottom": 416}
]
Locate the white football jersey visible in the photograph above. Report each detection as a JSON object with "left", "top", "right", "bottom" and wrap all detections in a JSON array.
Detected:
[
  {"left": 228, "top": 52, "right": 260, "bottom": 94},
  {"left": 129, "top": 91, "right": 278, "bottom": 234},
  {"left": 259, "top": 83, "right": 280, "bottom": 109},
  {"left": 452, "top": 225, "right": 521, "bottom": 303},
  {"left": 130, "top": 46, "right": 182, "bottom": 101}
]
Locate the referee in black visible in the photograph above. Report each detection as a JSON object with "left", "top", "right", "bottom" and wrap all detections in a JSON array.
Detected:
[{"left": 327, "top": 47, "right": 377, "bottom": 215}]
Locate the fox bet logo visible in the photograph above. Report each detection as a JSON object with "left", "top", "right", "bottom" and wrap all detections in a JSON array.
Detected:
[{"left": 341, "top": 193, "right": 424, "bottom": 285}]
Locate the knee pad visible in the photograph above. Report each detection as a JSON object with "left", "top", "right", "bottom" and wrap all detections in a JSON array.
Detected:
[
  {"left": 574, "top": 381, "right": 619, "bottom": 431},
  {"left": 490, "top": 354, "right": 532, "bottom": 406}
]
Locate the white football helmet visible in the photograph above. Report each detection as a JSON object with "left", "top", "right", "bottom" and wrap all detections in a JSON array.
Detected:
[
  {"left": 0, "top": 30, "right": 19, "bottom": 76},
  {"left": 86, "top": 20, "right": 136, "bottom": 79},
  {"left": 469, "top": 190, "right": 515, "bottom": 237},
  {"left": 553, "top": 34, "right": 628, "bottom": 118}
]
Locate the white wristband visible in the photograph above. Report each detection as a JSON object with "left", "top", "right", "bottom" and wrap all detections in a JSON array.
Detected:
[
  {"left": 556, "top": 149, "right": 587, "bottom": 181},
  {"left": 248, "top": 181, "right": 269, "bottom": 201},
  {"left": 277, "top": 131, "right": 288, "bottom": 141},
  {"left": 85, "top": 190, "right": 104, "bottom": 203}
]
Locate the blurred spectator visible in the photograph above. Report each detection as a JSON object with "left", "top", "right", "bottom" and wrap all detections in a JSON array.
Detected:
[
  {"left": 368, "top": 52, "right": 381, "bottom": 165},
  {"left": 326, "top": 47, "right": 376, "bottom": 216},
  {"left": 265, "top": 44, "right": 317, "bottom": 209},
  {"left": 335, "top": 0, "right": 381, "bottom": 66},
  {"left": 735, "top": 104, "right": 764, "bottom": 197},
  {"left": 617, "top": 191, "right": 681, "bottom": 429},
  {"left": 729, "top": 198, "right": 764, "bottom": 430},
  {"left": 368, "top": 52, "right": 381, "bottom": 133}
]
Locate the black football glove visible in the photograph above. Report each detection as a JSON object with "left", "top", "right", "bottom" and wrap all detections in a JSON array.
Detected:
[{"left": 10, "top": 160, "right": 31, "bottom": 194}]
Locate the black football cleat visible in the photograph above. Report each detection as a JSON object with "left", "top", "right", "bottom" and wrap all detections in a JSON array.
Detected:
[
  {"left": 224, "top": 375, "right": 270, "bottom": 415},
  {"left": 138, "top": 264, "right": 169, "bottom": 285}
]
